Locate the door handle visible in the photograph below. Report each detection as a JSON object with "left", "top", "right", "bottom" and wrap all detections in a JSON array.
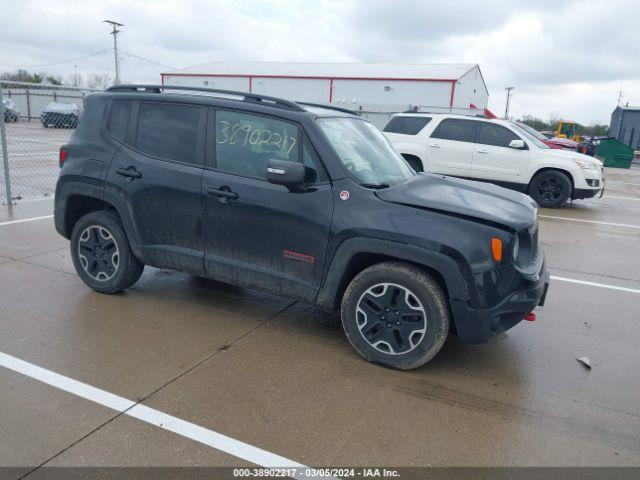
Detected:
[
  {"left": 206, "top": 186, "right": 239, "bottom": 200},
  {"left": 476, "top": 149, "right": 489, "bottom": 154},
  {"left": 115, "top": 166, "right": 142, "bottom": 179},
  {"left": 429, "top": 143, "right": 441, "bottom": 148}
]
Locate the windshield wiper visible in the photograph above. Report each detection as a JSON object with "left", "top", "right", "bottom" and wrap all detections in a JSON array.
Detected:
[{"left": 360, "top": 183, "right": 390, "bottom": 189}]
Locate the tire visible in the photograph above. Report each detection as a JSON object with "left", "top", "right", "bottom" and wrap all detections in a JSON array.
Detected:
[
  {"left": 341, "top": 262, "right": 450, "bottom": 370},
  {"left": 529, "top": 170, "right": 572, "bottom": 208},
  {"left": 70, "top": 210, "right": 144, "bottom": 293}
]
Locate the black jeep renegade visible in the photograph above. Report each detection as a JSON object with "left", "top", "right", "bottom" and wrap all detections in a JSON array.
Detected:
[{"left": 54, "top": 85, "right": 549, "bottom": 370}]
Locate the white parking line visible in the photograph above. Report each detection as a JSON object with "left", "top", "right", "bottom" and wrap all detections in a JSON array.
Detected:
[
  {"left": 551, "top": 275, "right": 640, "bottom": 294},
  {"left": 0, "top": 214, "right": 53, "bottom": 226},
  {"left": 605, "top": 181, "right": 640, "bottom": 186},
  {"left": 602, "top": 195, "right": 640, "bottom": 201},
  {"left": 8, "top": 151, "right": 57, "bottom": 157},
  {"left": 0, "top": 351, "right": 311, "bottom": 475},
  {"left": 539, "top": 215, "right": 640, "bottom": 230},
  {"left": 7, "top": 137, "right": 60, "bottom": 144}
]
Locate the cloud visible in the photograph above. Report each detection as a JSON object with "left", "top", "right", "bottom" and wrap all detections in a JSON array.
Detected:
[{"left": 0, "top": 0, "right": 638, "bottom": 123}]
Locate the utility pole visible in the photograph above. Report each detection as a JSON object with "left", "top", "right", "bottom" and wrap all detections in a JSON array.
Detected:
[
  {"left": 504, "top": 86, "right": 514, "bottom": 119},
  {"left": 104, "top": 20, "right": 124, "bottom": 85}
]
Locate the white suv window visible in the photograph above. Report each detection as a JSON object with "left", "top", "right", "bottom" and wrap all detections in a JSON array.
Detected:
[
  {"left": 477, "top": 122, "right": 520, "bottom": 148},
  {"left": 430, "top": 119, "right": 476, "bottom": 143},
  {"left": 383, "top": 116, "right": 432, "bottom": 135}
]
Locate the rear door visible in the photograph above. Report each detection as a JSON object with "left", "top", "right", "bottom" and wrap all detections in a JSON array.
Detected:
[
  {"left": 471, "top": 121, "right": 530, "bottom": 186},
  {"left": 426, "top": 118, "right": 476, "bottom": 177},
  {"left": 201, "top": 108, "right": 333, "bottom": 302},
  {"left": 105, "top": 100, "right": 206, "bottom": 274}
]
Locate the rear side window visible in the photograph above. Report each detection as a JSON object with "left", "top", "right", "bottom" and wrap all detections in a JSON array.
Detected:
[
  {"left": 431, "top": 119, "right": 476, "bottom": 143},
  {"left": 215, "top": 110, "right": 300, "bottom": 180},
  {"left": 477, "top": 122, "right": 520, "bottom": 147},
  {"left": 135, "top": 102, "right": 201, "bottom": 165},
  {"left": 107, "top": 101, "right": 131, "bottom": 142},
  {"left": 383, "top": 116, "right": 432, "bottom": 135}
]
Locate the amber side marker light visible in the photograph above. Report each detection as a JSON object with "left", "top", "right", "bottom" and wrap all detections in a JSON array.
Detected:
[{"left": 491, "top": 238, "right": 503, "bottom": 262}]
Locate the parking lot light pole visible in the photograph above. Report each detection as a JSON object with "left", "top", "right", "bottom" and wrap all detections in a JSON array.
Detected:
[{"left": 0, "top": 83, "right": 13, "bottom": 205}]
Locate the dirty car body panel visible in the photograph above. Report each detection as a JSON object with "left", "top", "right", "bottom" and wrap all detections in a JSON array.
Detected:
[{"left": 55, "top": 86, "right": 549, "bottom": 361}]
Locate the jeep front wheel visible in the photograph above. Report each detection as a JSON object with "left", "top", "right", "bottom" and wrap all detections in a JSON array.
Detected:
[
  {"left": 341, "top": 262, "right": 450, "bottom": 370},
  {"left": 70, "top": 210, "right": 144, "bottom": 293}
]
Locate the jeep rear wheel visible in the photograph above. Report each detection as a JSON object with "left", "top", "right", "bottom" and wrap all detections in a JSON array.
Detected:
[
  {"left": 70, "top": 210, "right": 144, "bottom": 293},
  {"left": 341, "top": 262, "right": 450, "bottom": 370},
  {"left": 529, "top": 170, "right": 572, "bottom": 208}
]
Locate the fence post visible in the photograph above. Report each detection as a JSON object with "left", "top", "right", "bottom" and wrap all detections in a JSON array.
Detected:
[
  {"left": 0, "top": 83, "right": 13, "bottom": 205},
  {"left": 26, "top": 89, "right": 31, "bottom": 121}
]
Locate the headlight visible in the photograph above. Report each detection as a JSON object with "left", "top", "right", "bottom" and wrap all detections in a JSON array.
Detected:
[
  {"left": 573, "top": 158, "right": 599, "bottom": 170},
  {"left": 512, "top": 234, "right": 520, "bottom": 261}
]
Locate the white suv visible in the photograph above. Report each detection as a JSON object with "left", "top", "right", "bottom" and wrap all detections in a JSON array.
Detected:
[{"left": 383, "top": 113, "right": 604, "bottom": 208}]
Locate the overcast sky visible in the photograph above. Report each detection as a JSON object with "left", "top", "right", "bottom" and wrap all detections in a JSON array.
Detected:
[{"left": 1, "top": 0, "right": 638, "bottom": 124}]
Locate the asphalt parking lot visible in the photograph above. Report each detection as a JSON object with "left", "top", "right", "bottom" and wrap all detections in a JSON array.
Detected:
[{"left": 1, "top": 166, "right": 640, "bottom": 477}]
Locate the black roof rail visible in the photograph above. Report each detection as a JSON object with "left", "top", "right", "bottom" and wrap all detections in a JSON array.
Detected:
[
  {"left": 296, "top": 102, "right": 360, "bottom": 116},
  {"left": 105, "top": 84, "right": 306, "bottom": 112}
]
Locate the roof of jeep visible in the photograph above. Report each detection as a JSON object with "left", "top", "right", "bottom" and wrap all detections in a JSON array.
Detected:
[{"left": 100, "top": 85, "right": 359, "bottom": 119}]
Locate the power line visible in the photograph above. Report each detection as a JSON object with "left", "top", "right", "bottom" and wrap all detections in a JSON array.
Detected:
[
  {"left": 0, "top": 49, "right": 110, "bottom": 68},
  {"left": 120, "top": 50, "right": 176, "bottom": 70}
]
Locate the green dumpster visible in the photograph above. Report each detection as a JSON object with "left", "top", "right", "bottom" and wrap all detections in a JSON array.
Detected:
[{"left": 595, "top": 139, "right": 634, "bottom": 169}]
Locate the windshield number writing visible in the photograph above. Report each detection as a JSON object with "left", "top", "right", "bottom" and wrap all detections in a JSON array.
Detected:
[{"left": 217, "top": 120, "right": 296, "bottom": 155}]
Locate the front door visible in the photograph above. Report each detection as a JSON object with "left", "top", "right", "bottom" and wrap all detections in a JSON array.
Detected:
[
  {"left": 471, "top": 121, "right": 530, "bottom": 186},
  {"left": 105, "top": 100, "right": 206, "bottom": 274},
  {"left": 426, "top": 118, "right": 476, "bottom": 177},
  {"left": 202, "top": 109, "right": 333, "bottom": 302}
]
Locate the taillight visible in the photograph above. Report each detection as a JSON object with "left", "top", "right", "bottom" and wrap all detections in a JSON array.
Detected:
[{"left": 59, "top": 148, "right": 68, "bottom": 167}]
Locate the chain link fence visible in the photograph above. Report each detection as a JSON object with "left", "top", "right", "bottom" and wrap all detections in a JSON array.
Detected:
[{"left": 0, "top": 81, "right": 97, "bottom": 204}]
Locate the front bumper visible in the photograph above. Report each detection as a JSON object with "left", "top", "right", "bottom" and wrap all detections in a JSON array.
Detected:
[{"left": 449, "top": 267, "right": 550, "bottom": 344}]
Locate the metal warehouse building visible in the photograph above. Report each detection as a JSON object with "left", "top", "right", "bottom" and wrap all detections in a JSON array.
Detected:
[
  {"left": 161, "top": 62, "right": 489, "bottom": 123},
  {"left": 610, "top": 105, "right": 640, "bottom": 149}
]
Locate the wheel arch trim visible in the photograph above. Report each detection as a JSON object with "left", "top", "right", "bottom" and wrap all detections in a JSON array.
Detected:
[
  {"left": 316, "top": 237, "right": 468, "bottom": 310},
  {"left": 55, "top": 179, "right": 144, "bottom": 259}
]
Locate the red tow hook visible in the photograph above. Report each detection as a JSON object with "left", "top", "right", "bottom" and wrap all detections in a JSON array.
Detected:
[{"left": 524, "top": 312, "right": 536, "bottom": 322}]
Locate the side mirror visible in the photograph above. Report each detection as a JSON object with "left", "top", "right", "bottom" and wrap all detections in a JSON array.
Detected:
[
  {"left": 266, "top": 159, "right": 306, "bottom": 187},
  {"left": 509, "top": 139, "right": 527, "bottom": 150}
]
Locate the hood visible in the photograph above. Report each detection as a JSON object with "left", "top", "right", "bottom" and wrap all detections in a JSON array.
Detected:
[
  {"left": 547, "top": 137, "right": 578, "bottom": 148},
  {"left": 538, "top": 148, "right": 603, "bottom": 167},
  {"left": 376, "top": 174, "right": 537, "bottom": 231}
]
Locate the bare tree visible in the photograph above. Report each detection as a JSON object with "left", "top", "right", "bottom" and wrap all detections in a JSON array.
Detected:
[
  {"left": 86, "top": 73, "right": 113, "bottom": 90},
  {"left": 65, "top": 73, "right": 84, "bottom": 88}
]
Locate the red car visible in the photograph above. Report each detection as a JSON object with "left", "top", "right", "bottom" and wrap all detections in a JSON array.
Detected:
[{"left": 516, "top": 122, "right": 578, "bottom": 150}]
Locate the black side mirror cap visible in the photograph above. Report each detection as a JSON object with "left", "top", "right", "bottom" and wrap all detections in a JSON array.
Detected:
[{"left": 266, "top": 159, "right": 306, "bottom": 187}]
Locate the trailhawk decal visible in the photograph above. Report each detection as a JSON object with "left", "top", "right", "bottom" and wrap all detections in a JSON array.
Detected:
[{"left": 283, "top": 250, "right": 315, "bottom": 264}]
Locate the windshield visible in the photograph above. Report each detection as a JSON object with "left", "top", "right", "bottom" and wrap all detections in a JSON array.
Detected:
[
  {"left": 512, "top": 123, "right": 550, "bottom": 149},
  {"left": 317, "top": 117, "right": 414, "bottom": 186}
]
